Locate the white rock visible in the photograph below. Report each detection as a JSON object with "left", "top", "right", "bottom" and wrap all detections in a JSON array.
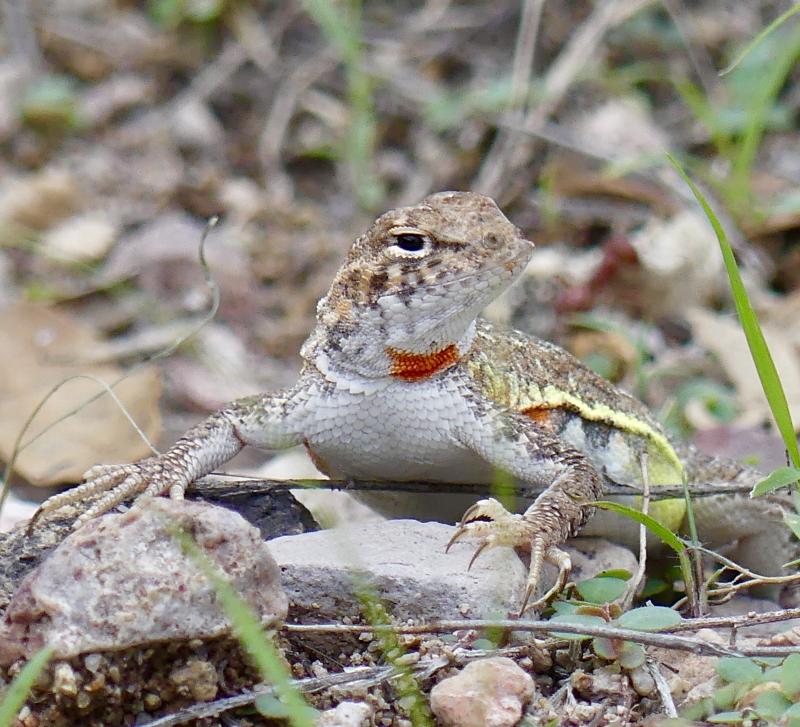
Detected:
[
  {"left": 430, "top": 657, "right": 534, "bottom": 727},
  {"left": 270, "top": 520, "right": 528, "bottom": 621},
  {"left": 316, "top": 701, "right": 372, "bottom": 727},
  {"left": 0, "top": 498, "right": 287, "bottom": 666}
]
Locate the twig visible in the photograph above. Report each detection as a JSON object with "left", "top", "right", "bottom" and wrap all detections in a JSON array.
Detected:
[
  {"left": 473, "top": 0, "right": 545, "bottom": 197},
  {"left": 191, "top": 476, "right": 759, "bottom": 501},
  {"left": 696, "top": 546, "right": 800, "bottom": 599},
  {"left": 1, "top": 0, "right": 45, "bottom": 73},
  {"left": 258, "top": 49, "right": 335, "bottom": 199},
  {"left": 622, "top": 454, "right": 650, "bottom": 610},
  {"left": 15, "top": 218, "right": 220, "bottom": 457},
  {"left": 475, "top": 0, "right": 655, "bottom": 197},
  {"left": 647, "top": 658, "right": 678, "bottom": 718},
  {"left": 667, "top": 606, "right": 800, "bottom": 633},
  {"left": 282, "top": 619, "right": 800, "bottom": 657},
  {"left": 660, "top": 0, "right": 718, "bottom": 98},
  {"left": 170, "top": 42, "right": 247, "bottom": 111},
  {"left": 140, "top": 665, "right": 398, "bottom": 726},
  {"left": 142, "top": 645, "right": 529, "bottom": 726}
]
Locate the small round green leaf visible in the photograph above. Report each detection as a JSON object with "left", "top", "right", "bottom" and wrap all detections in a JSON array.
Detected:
[
  {"left": 619, "top": 641, "right": 646, "bottom": 669},
  {"left": 780, "top": 653, "right": 800, "bottom": 697},
  {"left": 716, "top": 657, "right": 762, "bottom": 684},
  {"left": 754, "top": 690, "right": 791, "bottom": 721},
  {"left": 576, "top": 576, "right": 628, "bottom": 604},
  {"left": 707, "top": 711, "right": 745, "bottom": 724},
  {"left": 616, "top": 606, "right": 682, "bottom": 631},
  {"left": 592, "top": 636, "right": 620, "bottom": 660}
]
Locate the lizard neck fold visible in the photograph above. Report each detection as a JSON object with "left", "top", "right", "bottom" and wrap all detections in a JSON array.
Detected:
[{"left": 307, "top": 319, "right": 477, "bottom": 385}]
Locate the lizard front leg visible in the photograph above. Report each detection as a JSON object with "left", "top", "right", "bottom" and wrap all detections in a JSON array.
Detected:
[
  {"left": 450, "top": 408, "right": 603, "bottom": 613},
  {"left": 32, "top": 389, "right": 306, "bottom": 529}
]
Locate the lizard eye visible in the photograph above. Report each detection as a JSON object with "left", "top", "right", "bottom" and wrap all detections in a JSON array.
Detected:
[{"left": 389, "top": 232, "right": 431, "bottom": 257}]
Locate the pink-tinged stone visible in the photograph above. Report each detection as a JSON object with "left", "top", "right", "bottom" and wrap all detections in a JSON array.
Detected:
[
  {"left": 430, "top": 656, "right": 535, "bottom": 727},
  {"left": 0, "top": 498, "right": 287, "bottom": 666}
]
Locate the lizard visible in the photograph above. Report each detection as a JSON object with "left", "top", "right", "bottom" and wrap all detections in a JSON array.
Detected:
[{"left": 32, "top": 191, "right": 798, "bottom": 611}]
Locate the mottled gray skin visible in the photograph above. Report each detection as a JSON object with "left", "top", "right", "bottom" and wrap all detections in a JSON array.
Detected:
[{"left": 36, "top": 191, "right": 797, "bottom": 609}]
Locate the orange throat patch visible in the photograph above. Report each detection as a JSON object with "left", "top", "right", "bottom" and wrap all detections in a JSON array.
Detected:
[{"left": 386, "top": 344, "right": 460, "bottom": 381}]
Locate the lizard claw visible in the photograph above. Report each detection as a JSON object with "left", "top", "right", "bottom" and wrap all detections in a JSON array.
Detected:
[
  {"left": 446, "top": 498, "right": 574, "bottom": 614},
  {"left": 31, "top": 456, "right": 183, "bottom": 531}
]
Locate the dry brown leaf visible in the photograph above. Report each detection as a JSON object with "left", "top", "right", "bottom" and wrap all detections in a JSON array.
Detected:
[
  {"left": 0, "top": 303, "right": 161, "bottom": 486},
  {"left": 687, "top": 307, "right": 800, "bottom": 428}
]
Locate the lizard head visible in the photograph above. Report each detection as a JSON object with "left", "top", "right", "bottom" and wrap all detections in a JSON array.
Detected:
[{"left": 308, "top": 191, "right": 534, "bottom": 379}]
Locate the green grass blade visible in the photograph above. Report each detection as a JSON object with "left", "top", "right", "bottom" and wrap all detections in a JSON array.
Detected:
[
  {"left": 354, "top": 581, "right": 434, "bottom": 727},
  {"left": 593, "top": 501, "right": 686, "bottom": 554},
  {"left": 752, "top": 467, "right": 800, "bottom": 497},
  {"left": 720, "top": 4, "right": 800, "bottom": 76},
  {"left": 0, "top": 647, "right": 53, "bottom": 727},
  {"left": 173, "top": 530, "right": 317, "bottom": 727},
  {"left": 668, "top": 155, "right": 800, "bottom": 471},
  {"left": 730, "top": 26, "right": 800, "bottom": 210},
  {"left": 301, "top": 0, "right": 382, "bottom": 209}
]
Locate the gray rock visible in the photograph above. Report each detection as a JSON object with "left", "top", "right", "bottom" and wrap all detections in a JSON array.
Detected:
[
  {"left": 0, "top": 498, "right": 287, "bottom": 666},
  {"left": 270, "top": 519, "right": 528, "bottom": 621}
]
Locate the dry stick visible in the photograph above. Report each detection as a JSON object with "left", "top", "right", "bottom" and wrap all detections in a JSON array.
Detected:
[
  {"left": 192, "top": 476, "right": 757, "bottom": 501},
  {"left": 15, "top": 219, "right": 220, "bottom": 459},
  {"left": 621, "top": 454, "right": 651, "bottom": 611},
  {"left": 282, "top": 620, "right": 800, "bottom": 657},
  {"left": 0, "top": 219, "right": 220, "bottom": 525},
  {"left": 1, "top": 0, "right": 45, "bottom": 73},
  {"left": 660, "top": 0, "right": 719, "bottom": 98},
  {"left": 258, "top": 49, "right": 335, "bottom": 199},
  {"left": 647, "top": 657, "right": 678, "bottom": 718},
  {"left": 143, "top": 643, "right": 529, "bottom": 727},
  {"left": 0, "top": 375, "right": 158, "bottom": 518},
  {"left": 696, "top": 546, "right": 800, "bottom": 599},
  {"left": 141, "top": 665, "right": 399, "bottom": 727},
  {"left": 473, "top": 0, "right": 545, "bottom": 198},
  {"left": 171, "top": 42, "right": 247, "bottom": 111},
  {"left": 475, "top": 0, "right": 655, "bottom": 197}
]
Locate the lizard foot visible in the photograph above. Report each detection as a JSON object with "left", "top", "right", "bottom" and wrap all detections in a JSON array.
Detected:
[
  {"left": 446, "top": 497, "right": 573, "bottom": 614},
  {"left": 30, "top": 458, "right": 186, "bottom": 531}
]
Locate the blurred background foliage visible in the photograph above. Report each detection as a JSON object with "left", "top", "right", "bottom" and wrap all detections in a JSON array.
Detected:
[{"left": 1, "top": 0, "right": 800, "bottom": 495}]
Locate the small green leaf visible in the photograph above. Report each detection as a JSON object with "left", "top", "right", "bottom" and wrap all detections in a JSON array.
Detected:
[
  {"left": 616, "top": 606, "right": 682, "bottom": 631},
  {"left": 256, "top": 695, "right": 291, "bottom": 718},
  {"left": 576, "top": 576, "right": 628, "bottom": 604},
  {"left": 549, "top": 600, "right": 579, "bottom": 615},
  {"left": 707, "top": 711, "right": 745, "bottom": 724},
  {"left": 716, "top": 657, "right": 762, "bottom": 684},
  {"left": 713, "top": 682, "right": 738, "bottom": 710},
  {"left": 596, "top": 569, "right": 633, "bottom": 581},
  {"left": 785, "top": 701, "right": 800, "bottom": 727},
  {"left": 546, "top": 613, "right": 607, "bottom": 640},
  {"left": 592, "top": 636, "right": 620, "bottom": 660},
  {"left": 751, "top": 466, "right": 800, "bottom": 497},
  {"left": 755, "top": 689, "right": 791, "bottom": 721},
  {"left": 784, "top": 512, "right": 800, "bottom": 542},
  {"left": 640, "top": 576, "right": 669, "bottom": 599},
  {"left": 780, "top": 653, "right": 800, "bottom": 697},
  {"left": 618, "top": 641, "right": 646, "bottom": 669}
]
